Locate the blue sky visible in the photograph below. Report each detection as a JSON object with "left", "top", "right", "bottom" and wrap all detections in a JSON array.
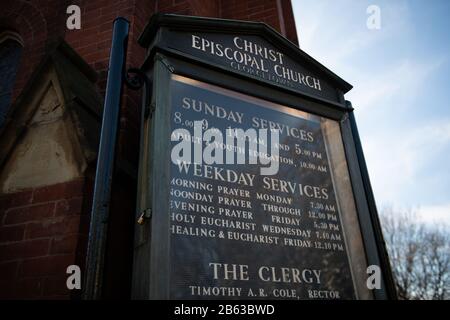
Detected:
[{"left": 293, "top": 0, "right": 450, "bottom": 223}]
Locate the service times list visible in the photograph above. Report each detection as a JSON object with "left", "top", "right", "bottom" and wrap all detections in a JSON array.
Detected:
[{"left": 168, "top": 76, "right": 356, "bottom": 300}]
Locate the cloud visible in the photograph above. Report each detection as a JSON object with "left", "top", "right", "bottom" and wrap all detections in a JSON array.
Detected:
[
  {"left": 293, "top": 1, "right": 446, "bottom": 116},
  {"left": 363, "top": 120, "right": 450, "bottom": 205},
  {"left": 348, "top": 58, "right": 444, "bottom": 114},
  {"left": 418, "top": 204, "right": 450, "bottom": 225},
  {"left": 294, "top": 0, "right": 411, "bottom": 71},
  {"left": 293, "top": 1, "right": 450, "bottom": 225}
]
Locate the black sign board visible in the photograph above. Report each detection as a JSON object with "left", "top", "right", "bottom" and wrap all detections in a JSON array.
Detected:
[
  {"left": 168, "top": 75, "right": 357, "bottom": 299},
  {"left": 163, "top": 31, "right": 341, "bottom": 103},
  {"left": 132, "top": 14, "right": 397, "bottom": 300}
]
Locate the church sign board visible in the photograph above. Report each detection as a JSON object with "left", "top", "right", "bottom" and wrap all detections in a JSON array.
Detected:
[{"left": 131, "top": 14, "right": 396, "bottom": 300}]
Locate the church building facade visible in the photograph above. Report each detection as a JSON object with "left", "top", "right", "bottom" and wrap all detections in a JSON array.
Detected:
[{"left": 0, "top": 0, "right": 299, "bottom": 299}]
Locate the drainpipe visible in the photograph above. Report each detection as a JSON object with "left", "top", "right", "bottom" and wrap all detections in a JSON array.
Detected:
[{"left": 83, "top": 17, "right": 129, "bottom": 300}]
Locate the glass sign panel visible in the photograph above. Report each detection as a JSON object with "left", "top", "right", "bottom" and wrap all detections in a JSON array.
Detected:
[{"left": 167, "top": 75, "right": 370, "bottom": 300}]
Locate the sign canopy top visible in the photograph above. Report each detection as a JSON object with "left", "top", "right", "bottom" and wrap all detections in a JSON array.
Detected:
[{"left": 138, "top": 13, "right": 353, "bottom": 105}]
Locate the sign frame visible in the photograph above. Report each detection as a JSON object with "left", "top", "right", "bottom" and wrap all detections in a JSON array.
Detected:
[{"left": 132, "top": 14, "right": 397, "bottom": 300}]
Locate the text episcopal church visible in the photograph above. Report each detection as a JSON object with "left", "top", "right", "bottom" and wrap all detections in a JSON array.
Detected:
[{"left": 0, "top": 1, "right": 395, "bottom": 300}]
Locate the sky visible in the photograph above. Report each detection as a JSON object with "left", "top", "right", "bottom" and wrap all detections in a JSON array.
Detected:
[{"left": 292, "top": 0, "right": 450, "bottom": 224}]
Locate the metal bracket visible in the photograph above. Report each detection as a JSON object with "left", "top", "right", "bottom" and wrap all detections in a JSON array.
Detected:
[
  {"left": 137, "top": 208, "right": 152, "bottom": 225},
  {"left": 124, "top": 68, "right": 148, "bottom": 90},
  {"left": 124, "top": 67, "right": 154, "bottom": 120},
  {"left": 145, "top": 102, "right": 156, "bottom": 119}
]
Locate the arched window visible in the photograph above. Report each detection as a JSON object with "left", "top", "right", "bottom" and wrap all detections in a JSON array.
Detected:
[{"left": 0, "top": 31, "right": 23, "bottom": 128}]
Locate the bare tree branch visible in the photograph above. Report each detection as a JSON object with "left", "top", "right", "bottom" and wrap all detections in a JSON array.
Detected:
[{"left": 380, "top": 206, "right": 449, "bottom": 300}]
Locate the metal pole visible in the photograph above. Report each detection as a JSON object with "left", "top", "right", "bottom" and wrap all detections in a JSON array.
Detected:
[{"left": 83, "top": 17, "right": 129, "bottom": 300}]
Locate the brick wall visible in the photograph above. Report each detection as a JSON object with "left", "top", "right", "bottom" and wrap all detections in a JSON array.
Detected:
[
  {"left": 0, "top": 0, "right": 299, "bottom": 299},
  {"left": 222, "top": 0, "right": 280, "bottom": 28},
  {"left": 0, "top": 178, "right": 91, "bottom": 299},
  {"left": 1, "top": 0, "right": 298, "bottom": 168},
  {"left": 221, "top": 0, "right": 298, "bottom": 44}
]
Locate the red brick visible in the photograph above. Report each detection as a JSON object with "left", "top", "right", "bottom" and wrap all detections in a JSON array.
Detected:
[
  {"left": 4, "top": 202, "right": 55, "bottom": 225},
  {"left": 0, "top": 261, "right": 19, "bottom": 279},
  {"left": 0, "top": 191, "right": 33, "bottom": 210},
  {"left": 75, "top": 43, "right": 99, "bottom": 56},
  {"left": 13, "top": 191, "right": 33, "bottom": 207},
  {"left": 54, "top": 198, "right": 83, "bottom": 217},
  {"left": 19, "top": 254, "right": 76, "bottom": 278},
  {"left": 14, "top": 277, "right": 44, "bottom": 299},
  {"left": 0, "top": 239, "right": 49, "bottom": 262},
  {"left": 0, "top": 225, "right": 25, "bottom": 243},
  {"left": 50, "top": 234, "right": 84, "bottom": 255},
  {"left": 0, "top": 280, "right": 15, "bottom": 299},
  {"left": 32, "top": 179, "right": 85, "bottom": 203},
  {"left": 78, "top": 215, "right": 91, "bottom": 235},
  {"left": 0, "top": 195, "right": 11, "bottom": 213},
  {"left": 25, "top": 216, "right": 81, "bottom": 240},
  {"left": 43, "top": 275, "right": 71, "bottom": 297}
]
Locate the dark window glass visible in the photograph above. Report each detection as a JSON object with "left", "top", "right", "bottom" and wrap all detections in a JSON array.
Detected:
[{"left": 0, "top": 39, "right": 23, "bottom": 128}]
